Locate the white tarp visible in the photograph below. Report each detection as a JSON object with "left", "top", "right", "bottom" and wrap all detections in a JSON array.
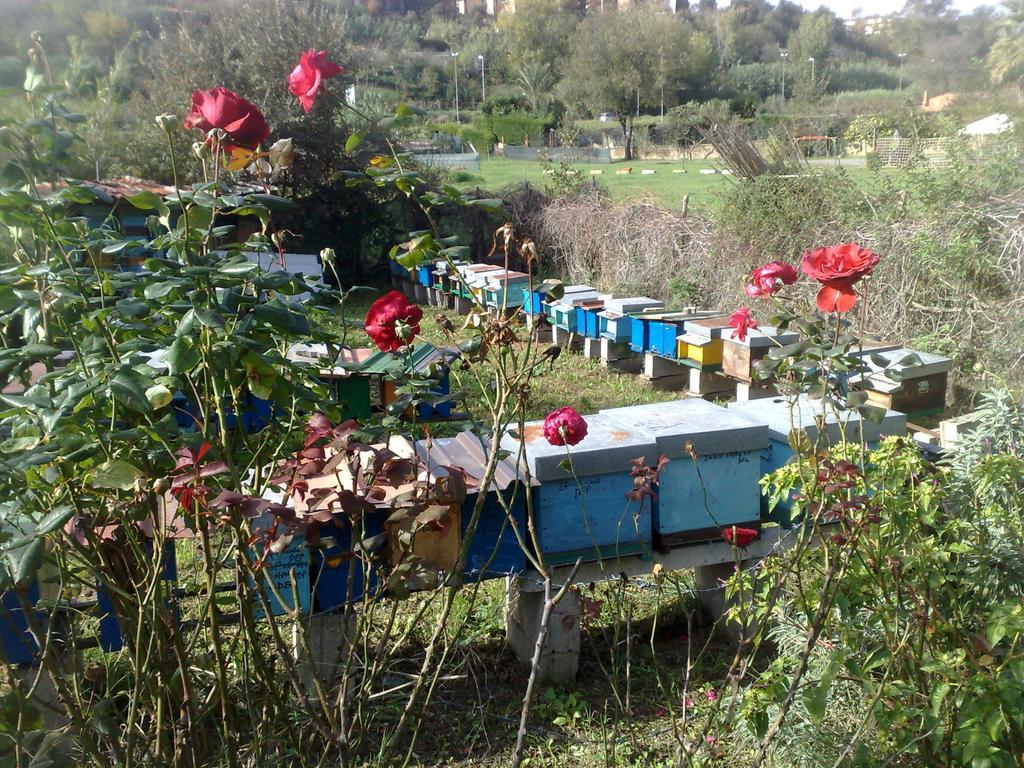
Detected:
[{"left": 962, "top": 113, "right": 1014, "bottom": 136}]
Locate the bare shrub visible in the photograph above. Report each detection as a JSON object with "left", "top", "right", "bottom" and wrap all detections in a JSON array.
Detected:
[{"left": 503, "top": 176, "right": 1024, "bottom": 395}]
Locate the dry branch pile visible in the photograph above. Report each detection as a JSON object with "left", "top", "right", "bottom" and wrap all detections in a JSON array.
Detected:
[{"left": 509, "top": 187, "right": 726, "bottom": 306}]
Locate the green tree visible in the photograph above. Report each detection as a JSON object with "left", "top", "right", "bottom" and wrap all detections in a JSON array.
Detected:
[
  {"left": 785, "top": 11, "right": 835, "bottom": 64},
  {"left": 497, "top": 0, "right": 579, "bottom": 76},
  {"left": 985, "top": 0, "right": 1024, "bottom": 97},
  {"left": 563, "top": 8, "right": 712, "bottom": 160},
  {"left": 515, "top": 60, "right": 557, "bottom": 113}
]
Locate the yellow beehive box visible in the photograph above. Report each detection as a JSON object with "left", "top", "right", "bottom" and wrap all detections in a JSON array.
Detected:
[
  {"left": 687, "top": 337, "right": 724, "bottom": 366},
  {"left": 675, "top": 335, "right": 690, "bottom": 360}
]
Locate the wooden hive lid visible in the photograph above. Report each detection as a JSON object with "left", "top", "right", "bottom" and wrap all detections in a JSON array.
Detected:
[
  {"left": 684, "top": 316, "right": 733, "bottom": 339},
  {"left": 723, "top": 326, "right": 800, "bottom": 348},
  {"left": 602, "top": 398, "right": 768, "bottom": 457},
  {"left": 853, "top": 347, "right": 953, "bottom": 382},
  {"left": 602, "top": 297, "right": 665, "bottom": 315},
  {"left": 501, "top": 413, "right": 658, "bottom": 482},
  {"left": 727, "top": 395, "right": 907, "bottom": 445}
]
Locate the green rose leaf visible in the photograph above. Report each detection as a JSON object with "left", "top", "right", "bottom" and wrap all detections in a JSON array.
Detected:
[
  {"left": 90, "top": 460, "right": 143, "bottom": 491},
  {"left": 167, "top": 337, "right": 200, "bottom": 375},
  {"left": 36, "top": 505, "right": 74, "bottom": 535},
  {"left": 9, "top": 537, "right": 45, "bottom": 586}
]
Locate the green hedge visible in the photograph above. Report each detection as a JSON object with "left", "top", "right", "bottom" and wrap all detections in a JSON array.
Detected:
[{"left": 427, "top": 111, "right": 556, "bottom": 151}]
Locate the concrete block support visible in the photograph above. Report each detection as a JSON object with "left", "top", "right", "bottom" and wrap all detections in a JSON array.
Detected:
[
  {"left": 600, "top": 339, "right": 633, "bottom": 363},
  {"left": 582, "top": 337, "right": 602, "bottom": 359},
  {"left": 643, "top": 353, "right": 683, "bottom": 379},
  {"left": 689, "top": 368, "right": 732, "bottom": 397},
  {"left": 413, "top": 283, "right": 429, "bottom": 305},
  {"left": 694, "top": 561, "right": 754, "bottom": 645},
  {"left": 603, "top": 355, "right": 643, "bottom": 374},
  {"left": 735, "top": 381, "right": 777, "bottom": 402},
  {"left": 651, "top": 374, "right": 691, "bottom": 392},
  {"left": 528, "top": 323, "right": 553, "bottom": 344},
  {"left": 454, "top": 296, "right": 474, "bottom": 315},
  {"left": 295, "top": 611, "right": 357, "bottom": 701},
  {"left": 504, "top": 578, "right": 581, "bottom": 684},
  {"left": 551, "top": 326, "right": 581, "bottom": 349}
]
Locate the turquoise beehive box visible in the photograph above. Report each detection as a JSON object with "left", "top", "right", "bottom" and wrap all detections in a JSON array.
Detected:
[
  {"left": 502, "top": 414, "right": 656, "bottom": 566},
  {"left": 599, "top": 297, "right": 664, "bottom": 342},
  {"left": 602, "top": 400, "right": 768, "bottom": 548},
  {"left": 727, "top": 396, "right": 907, "bottom": 525},
  {"left": 543, "top": 285, "right": 597, "bottom": 326}
]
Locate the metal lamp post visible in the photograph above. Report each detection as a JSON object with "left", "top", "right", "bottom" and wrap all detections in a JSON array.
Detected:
[
  {"left": 451, "top": 51, "right": 460, "bottom": 122},
  {"left": 780, "top": 50, "right": 788, "bottom": 100},
  {"left": 477, "top": 54, "right": 485, "bottom": 103},
  {"left": 898, "top": 52, "right": 907, "bottom": 91}
]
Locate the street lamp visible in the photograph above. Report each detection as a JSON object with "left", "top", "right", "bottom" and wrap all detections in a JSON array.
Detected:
[
  {"left": 450, "top": 51, "right": 460, "bottom": 122},
  {"left": 898, "top": 52, "right": 907, "bottom": 92},
  {"left": 477, "top": 54, "right": 485, "bottom": 104},
  {"left": 808, "top": 56, "right": 815, "bottom": 83},
  {"left": 780, "top": 50, "right": 789, "bottom": 99}
]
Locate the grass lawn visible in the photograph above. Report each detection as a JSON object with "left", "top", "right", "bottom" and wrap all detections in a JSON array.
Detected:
[
  {"left": 454, "top": 157, "right": 880, "bottom": 213},
  {"left": 455, "top": 158, "right": 731, "bottom": 212}
]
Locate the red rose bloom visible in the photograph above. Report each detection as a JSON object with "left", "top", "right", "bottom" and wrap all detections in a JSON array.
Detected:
[
  {"left": 745, "top": 260, "right": 798, "bottom": 299},
  {"left": 365, "top": 291, "right": 423, "bottom": 352},
  {"left": 722, "top": 526, "right": 758, "bottom": 547},
  {"left": 800, "top": 243, "right": 880, "bottom": 314},
  {"left": 543, "top": 406, "right": 588, "bottom": 447},
  {"left": 184, "top": 87, "right": 269, "bottom": 150},
  {"left": 289, "top": 49, "right": 343, "bottom": 112},
  {"left": 728, "top": 306, "right": 758, "bottom": 342}
]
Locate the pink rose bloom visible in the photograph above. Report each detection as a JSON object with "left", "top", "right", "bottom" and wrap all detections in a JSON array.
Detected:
[
  {"left": 289, "top": 49, "right": 343, "bottom": 112},
  {"left": 745, "top": 260, "right": 798, "bottom": 298},
  {"left": 728, "top": 306, "right": 758, "bottom": 342},
  {"left": 543, "top": 407, "right": 588, "bottom": 447}
]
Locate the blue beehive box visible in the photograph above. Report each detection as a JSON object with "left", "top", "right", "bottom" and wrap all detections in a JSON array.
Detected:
[
  {"left": 602, "top": 400, "right": 768, "bottom": 548},
  {"left": 0, "top": 582, "right": 41, "bottom": 664},
  {"left": 727, "top": 396, "right": 907, "bottom": 525},
  {"left": 251, "top": 533, "right": 312, "bottom": 619},
  {"left": 502, "top": 414, "right": 657, "bottom": 566},
  {"left": 95, "top": 539, "right": 179, "bottom": 652},
  {"left": 574, "top": 300, "right": 607, "bottom": 339},
  {"left": 415, "top": 264, "right": 434, "bottom": 287},
  {"left": 416, "top": 431, "right": 538, "bottom": 580},
  {"left": 522, "top": 282, "right": 562, "bottom": 316},
  {"left": 312, "top": 515, "right": 384, "bottom": 611},
  {"left": 551, "top": 290, "right": 600, "bottom": 332},
  {"left": 630, "top": 310, "right": 721, "bottom": 355}
]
